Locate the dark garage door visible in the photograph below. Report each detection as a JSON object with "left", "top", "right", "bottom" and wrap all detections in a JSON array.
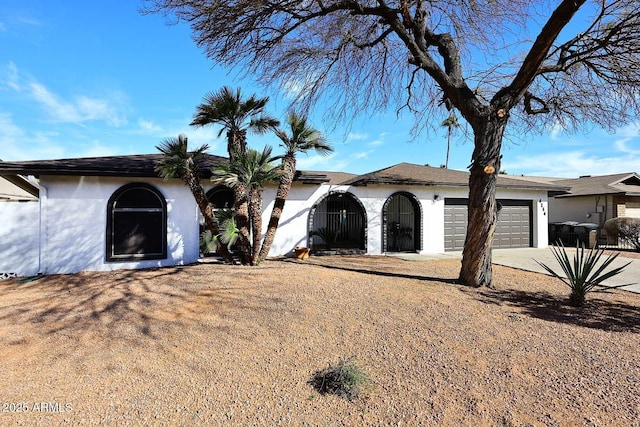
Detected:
[{"left": 444, "top": 199, "right": 532, "bottom": 251}]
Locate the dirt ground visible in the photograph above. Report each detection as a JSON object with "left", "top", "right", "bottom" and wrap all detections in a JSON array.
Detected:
[{"left": 0, "top": 256, "right": 639, "bottom": 426}]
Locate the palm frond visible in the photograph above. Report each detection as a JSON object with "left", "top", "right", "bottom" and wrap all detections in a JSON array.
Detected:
[
  {"left": 155, "top": 134, "right": 209, "bottom": 179},
  {"left": 191, "top": 86, "right": 278, "bottom": 136},
  {"left": 218, "top": 216, "right": 239, "bottom": 247},
  {"left": 210, "top": 146, "right": 281, "bottom": 190},
  {"left": 278, "top": 111, "right": 333, "bottom": 156}
]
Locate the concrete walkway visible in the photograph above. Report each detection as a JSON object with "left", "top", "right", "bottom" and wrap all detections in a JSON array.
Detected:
[{"left": 390, "top": 248, "right": 640, "bottom": 294}]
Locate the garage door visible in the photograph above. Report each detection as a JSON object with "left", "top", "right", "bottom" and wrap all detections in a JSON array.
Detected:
[{"left": 444, "top": 199, "right": 532, "bottom": 251}]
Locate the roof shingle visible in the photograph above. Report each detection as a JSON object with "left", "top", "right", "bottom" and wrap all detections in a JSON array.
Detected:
[
  {"left": 550, "top": 173, "right": 640, "bottom": 197},
  {"left": 340, "top": 162, "right": 567, "bottom": 190}
]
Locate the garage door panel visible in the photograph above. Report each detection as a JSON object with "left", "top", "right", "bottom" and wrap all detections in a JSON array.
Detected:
[
  {"left": 444, "top": 204, "right": 467, "bottom": 251},
  {"left": 444, "top": 200, "right": 531, "bottom": 251}
]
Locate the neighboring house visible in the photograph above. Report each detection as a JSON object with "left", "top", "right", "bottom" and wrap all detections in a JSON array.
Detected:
[
  {"left": 0, "top": 155, "right": 561, "bottom": 277},
  {"left": 545, "top": 173, "right": 640, "bottom": 226},
  {"left": 0, "top": 174, "right": 39, "bottom": 201},
  {"left": 0, "top": 174, "right": 40, "bottom": 279}
]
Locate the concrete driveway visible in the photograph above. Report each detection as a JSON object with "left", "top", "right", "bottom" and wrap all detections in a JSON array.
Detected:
[{"left": 390, "top": 248, "right": 640, "bottom": 294}]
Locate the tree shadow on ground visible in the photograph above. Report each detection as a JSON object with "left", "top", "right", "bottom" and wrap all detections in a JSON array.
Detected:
[
  {"left": 293, "top": 258, "right": 460, "bottom": 286},
  {"left": 0, "top": 265, "right": 284, "bottom": 349},
  {"left": 476, "top": 288, "right": 640, "bottom": 333}
]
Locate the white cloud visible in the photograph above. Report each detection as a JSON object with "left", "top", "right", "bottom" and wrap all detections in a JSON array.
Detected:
[
  {"left": 17, "top": 17, "right": 42, "bottom": 26},
  {"left": 0, "top": 61, "right": 21, "bottom": 91},
  {"left": 80, "top": 140, "right": 117, "bottom": 158},
  {"left": 280, "top": 73, "right": 320, "bottom": 100},
  {"left": 615, "top": 122, "right": 640, "bottom": 138},
  {"left": 366, "top": 131, "right": 388, "bottom": 147},
  {"left": 282, "top": 78, "right": 303, "bottom": 99},
  {"left": 138, "top": 118, "right": 162, "bottom": 133},
  {"left": 354, "top": 151, "right": 372, "bottom": 159},
  {"left": 347, "top": 132, "right": 368, "bottom": 141},
  {"left": 505, "top": 150, "right": 640, "bottom": 178},
  {"left": 0, "top": 112, "right": 22, "bottom": 140},
  {"left": 162, "top": 121, "right": 224, "bottom": 153},
  {"left": 296, "top": 152, "right": 340, "bottom": 170},
  {"left": 548, "top": 121, "right": 563, "bottom": 141},
  {"left": 1, "top": 62, "right": 129, "bottom": 126},
  {"left": 28, "top": 82, "right": 127, "bottom": 126},
  {"left": 0, "top": 113, "right": 65, "bottom": 160},
  {"left": 614, "top": 139, "right": 640, "bottom": 155}
]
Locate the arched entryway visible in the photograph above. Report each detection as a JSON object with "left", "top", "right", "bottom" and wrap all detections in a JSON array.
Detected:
[
  {"left": 382, "top": 191, "right": 422, "bottom": 253},
  {"left": 309, "top": 191, "right": 367, "bottom": 252}
]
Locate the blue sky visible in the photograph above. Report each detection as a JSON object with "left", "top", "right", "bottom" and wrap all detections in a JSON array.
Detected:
[{"left": 1, "top": 1, "right": 639, "bottom": 177}]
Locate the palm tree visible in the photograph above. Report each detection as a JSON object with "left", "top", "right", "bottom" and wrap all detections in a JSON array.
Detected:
[
  {"left": 155, "top": 134, "right": 234, "bottom": 263},
  {"left": 191, "top": 86, "right": 279, "bottom": 263},
  {"left": 191, "top": 86, "right": 279, "bottom": 160},
  {"left": 211, "top": 146, "right": 282, "bottom": 265},
  {"left": 441, "top": 113, "right": 460, "bottom": 169},
  {"left": 257, "top": 112, "right": 333, "bottom": 263}
]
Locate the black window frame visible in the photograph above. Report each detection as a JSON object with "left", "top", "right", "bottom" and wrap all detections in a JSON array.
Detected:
[{"left": 106, "top": 183, "right": 167, "bottom": 262}]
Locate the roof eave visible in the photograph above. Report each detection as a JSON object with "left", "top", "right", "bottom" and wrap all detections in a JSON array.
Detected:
[
  {"left": 2, "top": 174, "right": 40, "bottom": 197},
  {"left": 555, "top": 191, "right": 625, "bottom": 198},
  {"left": 349, "top": 178, "right": 559, "bottom": 191}
]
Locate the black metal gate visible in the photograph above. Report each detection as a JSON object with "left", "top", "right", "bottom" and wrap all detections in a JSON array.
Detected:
[
  {"left": 385, "top": 193, "right": 417, "bottom": 252},
  {"left": 311, "top": 193, "right": 365, "bottom": 249}
]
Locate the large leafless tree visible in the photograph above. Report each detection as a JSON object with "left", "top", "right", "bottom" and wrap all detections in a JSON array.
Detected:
[{"left": 144, "top": 0, "right": 640, "bottom": 287}]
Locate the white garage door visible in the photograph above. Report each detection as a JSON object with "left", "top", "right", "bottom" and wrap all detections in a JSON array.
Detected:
[{"left": 444, "top": 199, "right": 532, "bottom": 251}]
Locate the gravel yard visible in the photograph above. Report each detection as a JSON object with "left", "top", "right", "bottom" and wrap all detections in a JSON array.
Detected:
[{"left": 0, "top": 255, "right": 639, "bottom": 426}]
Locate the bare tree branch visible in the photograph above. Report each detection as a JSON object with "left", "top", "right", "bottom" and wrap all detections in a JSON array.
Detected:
[{"left": 143, "top": 0, "right": 640, "bottom": 287}]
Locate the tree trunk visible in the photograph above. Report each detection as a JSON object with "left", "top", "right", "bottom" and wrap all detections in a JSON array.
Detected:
[
  {"left": 227, "top": 129, "right": 248, "bottom": 160},
  {"left": 233, "top": 184, "right": 252, "bottom": 265},
  {"left": 227, "top": 128, "right": 251, "bottom": 264},
  {"left": 459, "top": 116, "right": 507, "bottom": 288},
  {"left": 257, "top": 154, "right": 295, "bottom": 263},
  {"left": 184, "top": 170, "right": 235, "bottom": 264},
  {"left": 249, "top": 187, "right": 263, "bottom": 265},
  {"left": 445, "top": 131, "right": 451, "bottom": 168}
]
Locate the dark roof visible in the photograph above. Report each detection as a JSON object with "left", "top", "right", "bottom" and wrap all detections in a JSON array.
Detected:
[
  {"left": 340, "top": 162, "right": 568, "bottom": 190},
  {"left": 0, "top": 156, "right": 578, "bottom": 192},
  {"left": 0, "top": 154, "right": 227, "bottom": 178},
  {"left": 294, "top": 170, "right": 358, "bottom": 185},
  {"left": 550, "top": 173, "right": 640, "bottom": 198},
  {"left": 0, "top": 154, "right": 349, "bottom": 185}
]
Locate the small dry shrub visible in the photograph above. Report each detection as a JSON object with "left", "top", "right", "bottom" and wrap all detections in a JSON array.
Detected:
[
  {"left": 603, "top": 217, "right": 640, "bottom": 251},
  {"left": 309, "top": 357, "right": 369, "bottom": 401}
]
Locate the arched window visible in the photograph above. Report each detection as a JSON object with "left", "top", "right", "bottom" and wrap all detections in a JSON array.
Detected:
[{"left": 106, "top": 183, "right": 167, "bottom": 261}]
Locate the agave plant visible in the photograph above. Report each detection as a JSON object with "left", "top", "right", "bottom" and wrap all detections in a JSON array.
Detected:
[{"left": 536, "top": 243, "right": 631, "bottom": 307}]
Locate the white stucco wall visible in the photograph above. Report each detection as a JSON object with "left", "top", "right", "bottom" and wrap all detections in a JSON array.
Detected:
[
  {"left": 256, "top": 183, "right": 331, "bottom": 256},
  {"left": 39, "top": 176, "right": 200, "bottom": 274},
  {"left": 2, "top": 174, "right": 551, "bottom": 277},
  {"left": 257, "top": 182, "right": 549, "bottom": 257},
  {"left": 0, "top": 201, "right": 40, "bottom": 277},
  {"left": 532, "top": 196, "right": 548, "bottom": 248}
]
